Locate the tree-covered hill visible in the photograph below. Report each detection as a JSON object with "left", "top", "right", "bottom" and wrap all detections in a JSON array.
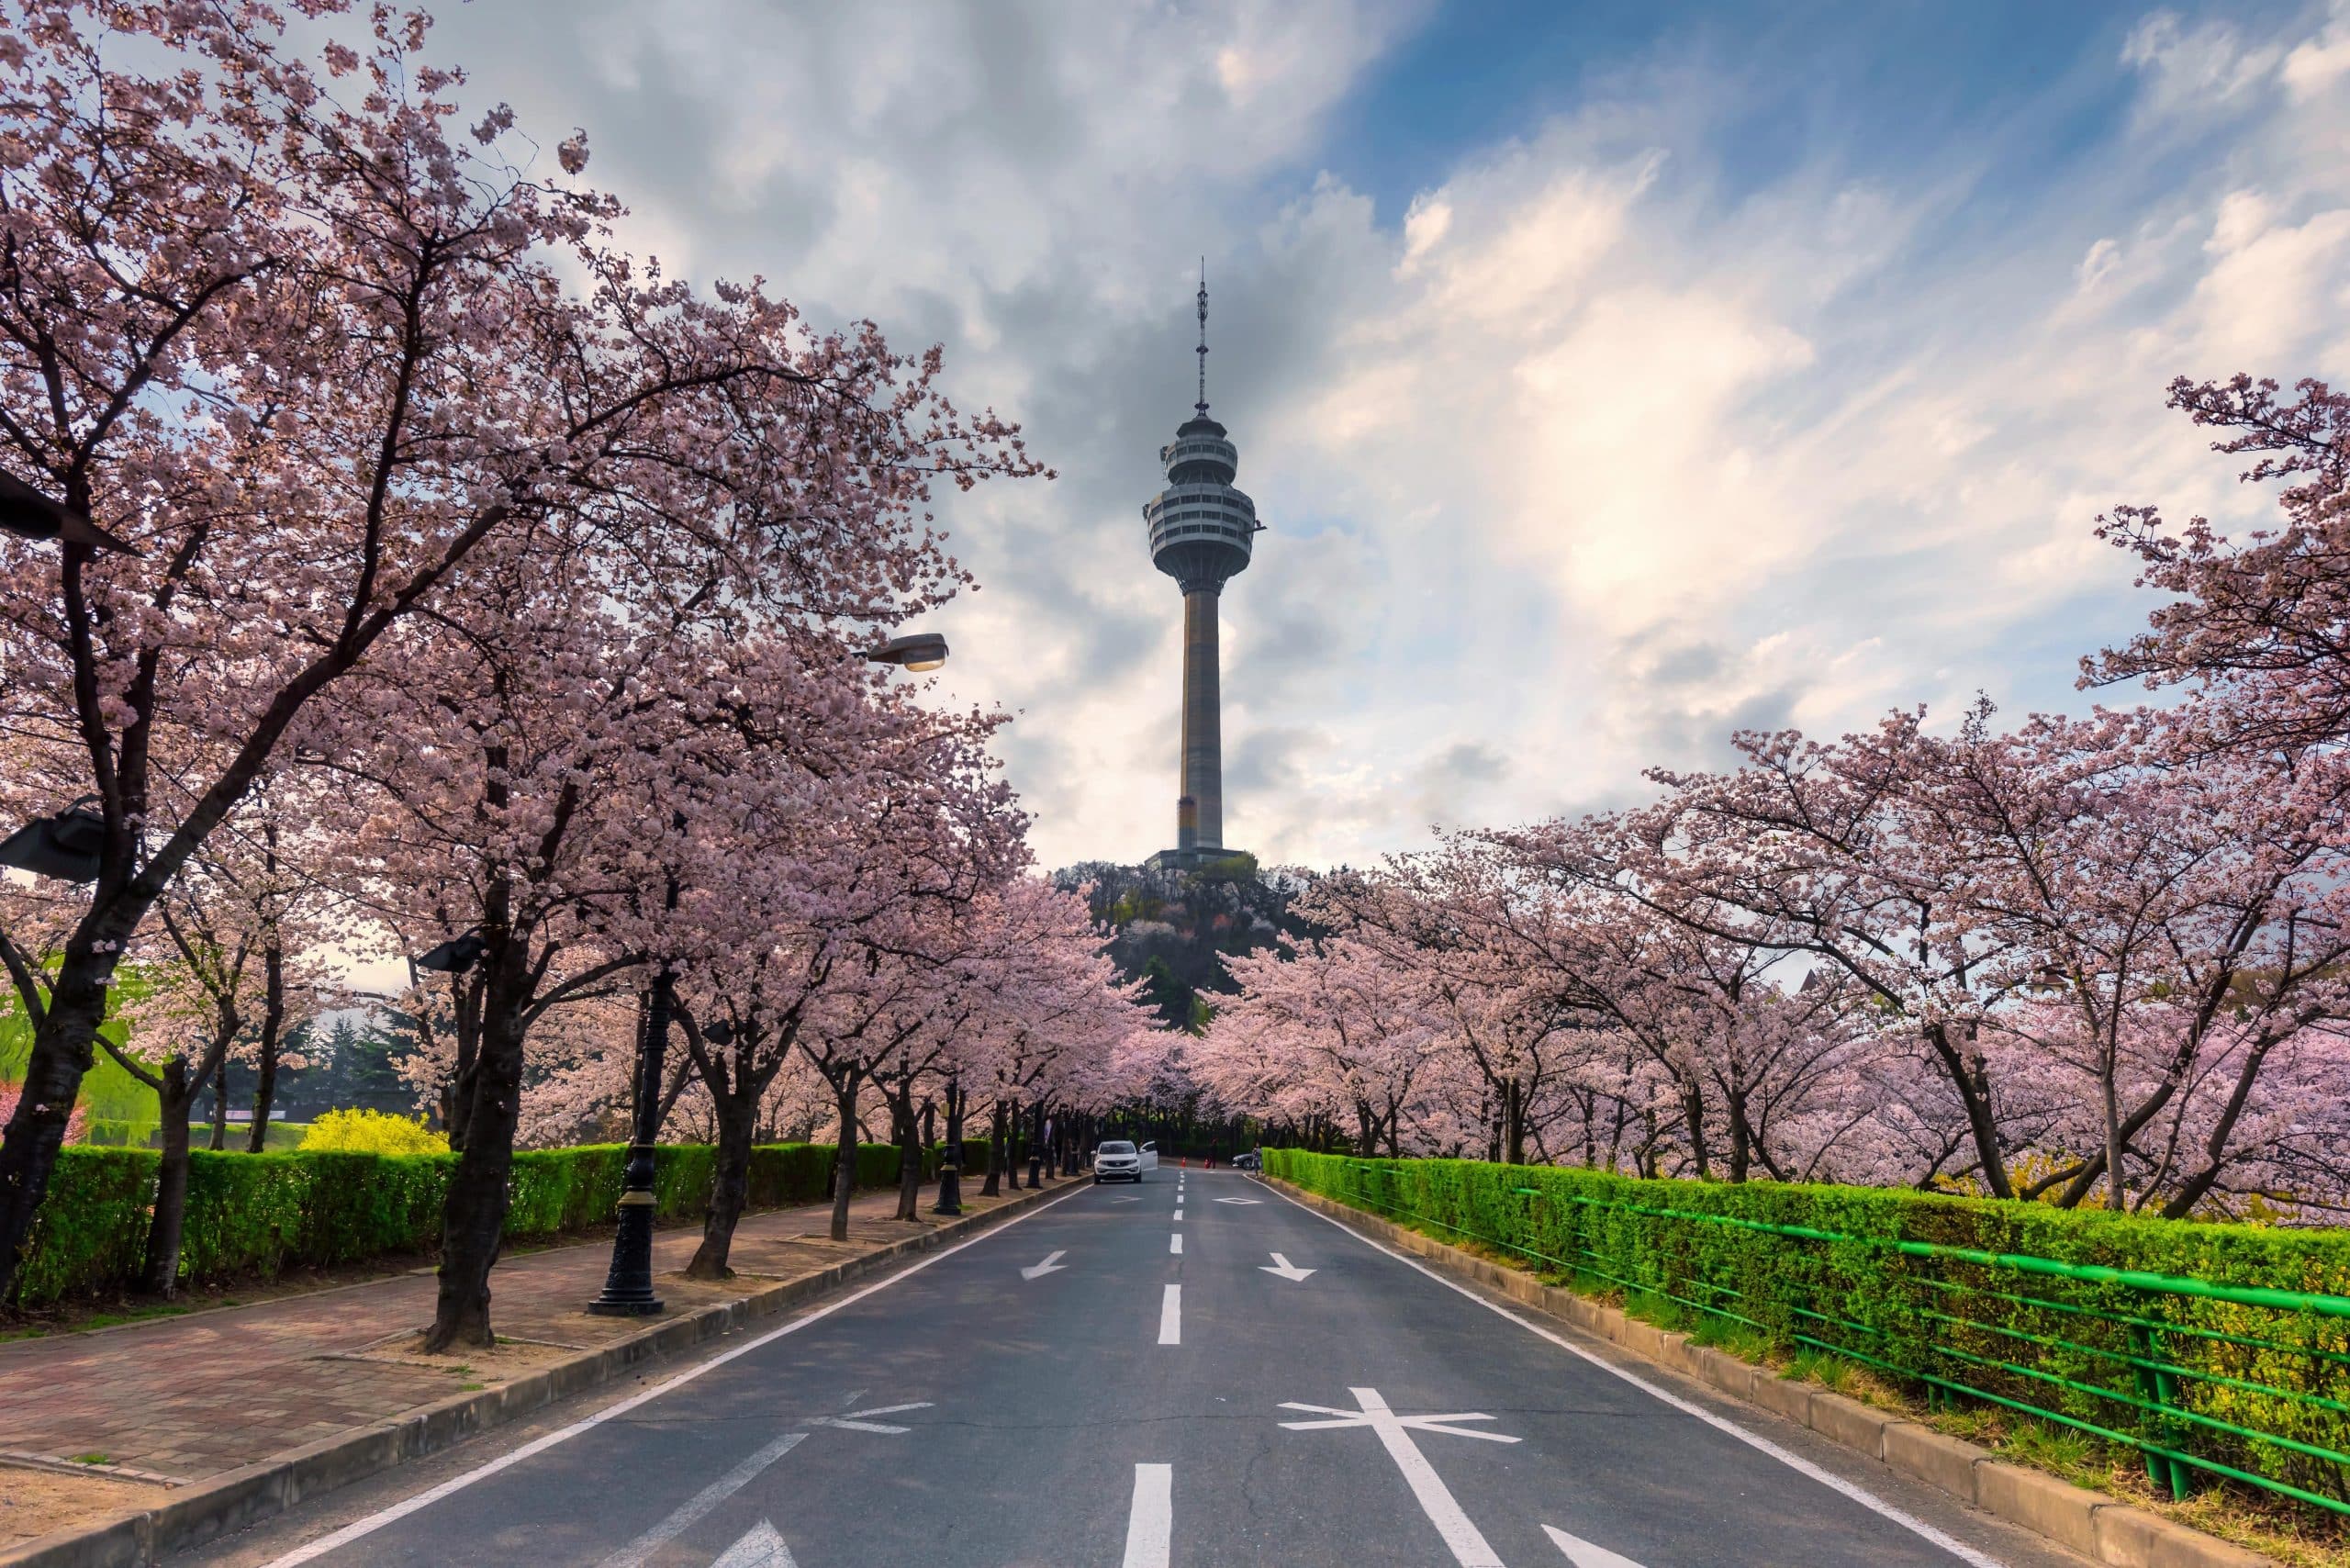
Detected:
[{"left": 1052, "top": 857, "right": 1321, "bottom": 1031}]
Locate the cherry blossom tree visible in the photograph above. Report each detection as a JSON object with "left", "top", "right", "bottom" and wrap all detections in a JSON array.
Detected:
[
  {"left": 1205, "top": 936, "right": 1439, "bottom": 1159},
  {"left": 0, "top": 0, "right": 1044, "bottom": 1301}
]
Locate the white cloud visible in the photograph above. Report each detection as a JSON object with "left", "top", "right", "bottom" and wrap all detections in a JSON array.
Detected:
[
  {"left": 2121, "top": 11, "right": 2284, "bottom": 120},
  {"left": 420, "top": 1, "right": 2350, "bottom": 871}
]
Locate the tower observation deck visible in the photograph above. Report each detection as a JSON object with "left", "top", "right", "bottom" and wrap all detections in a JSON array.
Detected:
[{"left": 1146, "top": 268, "right": 1260, "bottom": 874}]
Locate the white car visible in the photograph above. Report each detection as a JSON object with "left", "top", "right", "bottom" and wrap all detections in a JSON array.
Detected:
[{"left": 1092, "top": 1138, "right": 1159, "bottom": 1182}]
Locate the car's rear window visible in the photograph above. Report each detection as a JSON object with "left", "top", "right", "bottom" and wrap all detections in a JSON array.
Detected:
[{"left": 1099, "top": 1141, "right": 1136, "bottom": 1154}]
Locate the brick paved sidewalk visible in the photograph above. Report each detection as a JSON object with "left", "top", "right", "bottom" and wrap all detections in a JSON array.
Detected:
[{"left": 0, "top": 1175, "right": 1074, "bottom": 1508}]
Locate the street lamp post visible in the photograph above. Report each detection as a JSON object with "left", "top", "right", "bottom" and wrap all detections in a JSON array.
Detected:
[
  {"left": 866, "top": 631, "right": 948, "bottom": 671},
  {"left": 588, "top": 964, "right": 671, "bottom": 1317},
  {"left": 0, "top": 472, "right": 138, "bottom": 554},
  {"left": 587, "top": 629, "right": 950, "bottom": 1315},
  {"left": 0, "top": 803, "right": 106, "bottom": 883},
  {"left": 589, "top": 810, "right": 685, "bottom": 1318}
]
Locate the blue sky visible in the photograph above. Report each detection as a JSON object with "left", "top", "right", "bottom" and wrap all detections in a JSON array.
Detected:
[{"left": 425, "top": 0, "right": 2350, "bottom": 869}]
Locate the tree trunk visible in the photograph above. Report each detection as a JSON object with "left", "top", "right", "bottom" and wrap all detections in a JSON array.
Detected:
[
  {"left": 443, "top": 975, "right": 485, "bottom": 1155},
  {"left": 0, "top": 925, "right": 131, "bottom": 1301},
  {"left": 141, "top": 1058, "right": 195, "bottom": 1297},
  {"left": 1680, "top": 1079, "right": 1710, "bottom": 1179},
  {"left": 2101, "top": 1063, "right": 2129, "bottom": 1213},
  {"left": 427, "top": 992, "right": 528, "bottom": 1351},
  {"left": 829, "top": 1075, "right": 861, "bottom": 1243},
  {"left": 980, "top": 1099, "right": 1005, "bottom": 1196},
  {"left": 1005, "top": 1096, "right": 1023, "bottom": 1189},
  {"left": 1503, "top": 1079, "right": 1527, "bottom": 1166},
  {"left": 686, "top": 1083, "right": 756, "bottom": 1280},
  {"left": 1925, "top": 1022, "right": 2012, "bottom": 1199},
  {"left": 207, "top": 1058, "right": 229, "bottom": 1151},
  {"left": 1726, "top": 1091, "right": 1753, "bottom": 1183},
  {"left": 246, "top": 944, "right": 285, "bottom": 1153},
  {"left": 893, "top": 1084, "right": 923, "bottom": 1222}
]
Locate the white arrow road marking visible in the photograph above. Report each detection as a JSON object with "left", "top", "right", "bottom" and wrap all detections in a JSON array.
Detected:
[
  {"left": 1279, "top": 1387, "right": 1519, "bottom": 1568},
  {"left": 1214, "top": 1196, "right": 1262, "bottom": 1204},
  {"left": 710, "top": 1520, "right": 796, "bottom": 1568},
  {"left": 1169, "top": 1233, "right": 1183, "bottom": 1255},
  {"left": 596, "top": 1431, "right": 805, "bottom": 1568},
  {"left": 255, "top": 1182, "right": 1087, "bottom": 1568},
  {"left": 1543, "top": 1523, "right": 1648, "bottom": 1567},
  {"left": 1158, "top": 1283, "right": 1182, "bottom": 1345},
  {"left": 1021, "top": 1250, "right": 1069, "bottom": 1280},
  {"left": 1263, "top": 1181, "right": 2011, "bottom": 1568},
  {"left": 1260, "top": 1252, "right": 1315, "bottom": 1282},
  {"left": 805, "top": 1400, "right": 932, "bottom": 1435},
  {"left": 1122, "top": 1462, "right": 1173, "bottom": 1568}
]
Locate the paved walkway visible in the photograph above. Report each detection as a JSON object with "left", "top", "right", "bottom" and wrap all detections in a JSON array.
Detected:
[{"left": 0, "top": 1176, "right": 1075, "bottom": 1491}]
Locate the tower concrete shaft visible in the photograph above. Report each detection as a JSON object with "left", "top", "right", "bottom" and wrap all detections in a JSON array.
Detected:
[
  {"left": 1178, "top": 585, "right": 1224, "bottom": 851},
  {"left": 1144, "top": 267, "right": 1259, "bottom": 873}
]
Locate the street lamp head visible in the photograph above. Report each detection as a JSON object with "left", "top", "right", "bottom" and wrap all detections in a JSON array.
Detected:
[
  {"left": 0, "top": 472, "right": 140, "bottom": 554},
  {"left": 0, "top": 805, "right": 106, "bottom": 883},
  {"left": 416, "top": 931, "right": 487, "bottom": 975},
  {"left": 866, "top": 632, "right": 948, "bottom": 673}
]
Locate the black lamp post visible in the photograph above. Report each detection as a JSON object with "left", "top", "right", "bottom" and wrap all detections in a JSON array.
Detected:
[
  {"left": 590, "top": 825, "right": 683, "bottom": 1318},
  {"left": 931, "top": 1071, "right": 963, "bottom": 1215},
  {"left": 579, "top": 630, "right": 951, "bottom": 1316},
  {"left": 0, "top": 804, "right": 106, "bottom": 883},
  {"left": 866, "top": 631, "right": 947, "bottom": 671},
  {"left": 588, "top": 967, "right": 670, "bottom": 1316},
  {"left": 414, "top": 931, "right": 486, "bottom": 975},
  {"left": 0, "top": 472, "right": 139, "bottom": 554}
]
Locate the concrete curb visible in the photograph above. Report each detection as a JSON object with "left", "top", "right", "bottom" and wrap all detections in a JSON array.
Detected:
[
  {"left": 2, "top": 1181, "right": 1078, "bottom": 1568},
  {"left": 1270, "top": 1178, "right": 2275, "bottom": 1568}
]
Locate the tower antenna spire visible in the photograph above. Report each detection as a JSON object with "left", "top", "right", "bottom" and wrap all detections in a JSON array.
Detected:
[{"left": 1194, "top": 257, "right": 1210, "bottom": 418}]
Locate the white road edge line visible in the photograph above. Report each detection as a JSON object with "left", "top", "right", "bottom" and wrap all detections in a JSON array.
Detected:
[
  {"left": 1170, "top": 1233, "right": 1182, "bottom": 1255},
  {"left": 1158, "top": 1282, "right": 1182, "bottom": 1345},
  {"left": 1259, "top": 1180, "right": 2009, "bottom": 1568},
  {"left": 1122, "top": 1462, "right": 1173, "bottom": 1568},
  {"left": 259, "top": 1184, "right": 1089, "bottom": 1567},
  {"left": 595, "top": 1429, "right": 805, "bottom": 1568}
]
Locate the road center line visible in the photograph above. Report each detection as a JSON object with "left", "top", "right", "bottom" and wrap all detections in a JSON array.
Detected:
[
  {"left": 1172, "top": 1207, "right": 1182, "bottom": 1220},
  {"left": 1122, "top": 1462, "right": 1173, "bottom": 1568},
  {"left": 257, "top": 1183, "right": 1088, "bottom": 1567},
  {"left": 1260, "top": 1179, "right": 2008, "bottom": 1568},
  {"left": 596, "top": 1430, "right": 805, "bottom": 1568},
  {"left": 1169, "top": 1233, "right": 1182, "bottom": 1255},
  {"left": 1158, "top": 1282, "right": 1182, "bottom": 1345}
]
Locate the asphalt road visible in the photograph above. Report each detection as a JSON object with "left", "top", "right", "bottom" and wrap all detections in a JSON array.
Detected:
[{"left": 186, "top": 1168, "right": 2087, "bottom": 1568}]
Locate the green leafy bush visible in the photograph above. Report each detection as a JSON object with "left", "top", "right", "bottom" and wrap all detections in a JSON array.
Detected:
[
  {"left": 13, "top": 1137, "right": 913, "bottom": 1307},
  {"left": 1270, "top": 1150, "right": 2350, "bottom": 1511},
  {"left": 300, "top": 1108, "right": 449, "bottom": 1155},
  {"left": 13, "top": 1148, "right": 152, "bottom": 1308}
]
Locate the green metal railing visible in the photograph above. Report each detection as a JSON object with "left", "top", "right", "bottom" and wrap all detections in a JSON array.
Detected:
[{"left": 1315, "top": 1156, "right": 2350, "bottom": 1518}]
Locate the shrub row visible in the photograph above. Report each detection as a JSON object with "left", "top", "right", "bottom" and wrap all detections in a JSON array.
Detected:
[
  {"left": 14, "top": 1139, "right": 923, "bottom": 1308},
  {"left": 1269, "top": 1150, "right": 2350, "bottom": 1511},
  {"left": 76, "top": 1118, "right": 309, "bottom": 1149}
]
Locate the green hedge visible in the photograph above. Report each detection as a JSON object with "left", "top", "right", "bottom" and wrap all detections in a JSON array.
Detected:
[
  {"left": 14, "top": 1139, "right": 910, "bottom": 1307},
  {"left": 1270, "top": 1151, "right": 2350, "bottom": 1512}
]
